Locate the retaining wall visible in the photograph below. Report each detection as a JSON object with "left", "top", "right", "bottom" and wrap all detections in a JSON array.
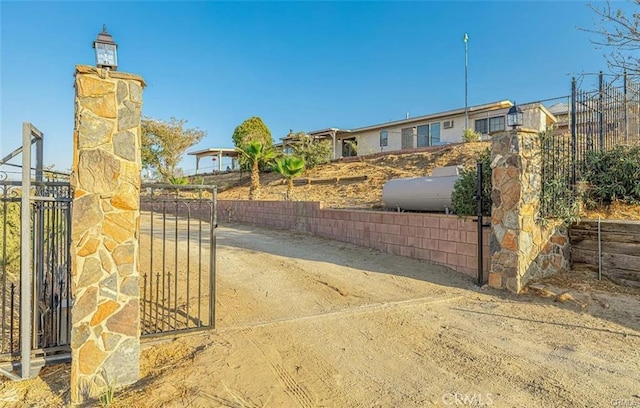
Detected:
[
  {"left": 217, "top": 200, "right": 490, "bottom": 279},
  {"left": 571, "top": 220, "right": 640, "bottom": 287}
]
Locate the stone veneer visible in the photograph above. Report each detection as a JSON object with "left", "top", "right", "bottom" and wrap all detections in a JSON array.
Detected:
[
  {"left": 70, "top": 65, "right": 145, "bottom": 403},
  {"left": 488, "top": 129, "right": 570, "bottom": 292}
]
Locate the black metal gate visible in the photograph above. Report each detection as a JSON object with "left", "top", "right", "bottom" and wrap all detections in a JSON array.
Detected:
[
  {"left": 0, "top": 123, "right": 72, "bottom": 380},
  {"left": 139, "top": 183, "right": 217, "bottom": 338}
]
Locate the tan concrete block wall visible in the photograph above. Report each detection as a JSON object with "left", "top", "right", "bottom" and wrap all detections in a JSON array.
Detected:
[{"left": 218, "top": 200, "right": 490, "bottom": 279}]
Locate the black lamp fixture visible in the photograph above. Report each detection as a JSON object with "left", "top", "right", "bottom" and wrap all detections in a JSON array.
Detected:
[
  {"left": 93, "top": 24, "right": 118, "bottom": 71},
  {"left": 507, "top": 101, "right": 523, "bottom": 129}
]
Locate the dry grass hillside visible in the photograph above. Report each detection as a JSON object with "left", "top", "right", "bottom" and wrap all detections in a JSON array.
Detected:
[
  {"left": 206, "top": 141, "right": 640, "bottom": 219},
  {"left": 213, "top": 142, "right": 490, "bottom": 209}
]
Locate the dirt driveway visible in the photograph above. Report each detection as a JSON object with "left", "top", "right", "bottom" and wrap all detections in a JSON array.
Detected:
[{"left": 2, "top": 222, "right": 640, "bottom": 407}]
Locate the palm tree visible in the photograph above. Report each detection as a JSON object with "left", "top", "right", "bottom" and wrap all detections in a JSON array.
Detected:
[
  {"left": 236, "top": 141, "right": 277, "bottom": 200},
  {"left": 272, "top": 156, "right": 306, "bottom": 200}
]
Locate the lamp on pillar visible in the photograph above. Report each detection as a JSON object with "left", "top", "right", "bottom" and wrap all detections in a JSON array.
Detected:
[
  {"left": 507, "top": 102, "right": 523, "bottom": 129},
  {"left": 93, "top": 24, "right": 118, "bottom": 71}
]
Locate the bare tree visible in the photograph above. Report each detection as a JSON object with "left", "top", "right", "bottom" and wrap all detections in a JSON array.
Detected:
[{"left": 585, "top": 1, "right": 640, "bottom": 76}]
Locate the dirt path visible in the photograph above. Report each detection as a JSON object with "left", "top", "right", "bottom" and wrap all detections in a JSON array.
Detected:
[
  {"left": 128, "top": 223, "right": 640, "bottom": 408},
  {"left": 1, "top": 222, "right": 639, "bottom": 407}
]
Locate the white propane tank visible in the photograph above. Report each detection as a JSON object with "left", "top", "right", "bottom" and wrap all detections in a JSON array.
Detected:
[{"left": 382, "top": 166, "right": 461, "bottom": 212}]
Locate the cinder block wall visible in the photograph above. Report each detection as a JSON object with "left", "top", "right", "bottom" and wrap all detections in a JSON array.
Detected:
[{"left": 217, "top": 200, "right": 490, "bottom": 279}]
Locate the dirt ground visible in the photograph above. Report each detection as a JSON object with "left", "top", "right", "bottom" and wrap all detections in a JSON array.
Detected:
[{"left": 2, "top": 222, "right": 639, "bottom": 407}]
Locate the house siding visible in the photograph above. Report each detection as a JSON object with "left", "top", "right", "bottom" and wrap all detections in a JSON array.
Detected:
[{"left": 335, "top": 105, "right": 552, "bottom": 158}]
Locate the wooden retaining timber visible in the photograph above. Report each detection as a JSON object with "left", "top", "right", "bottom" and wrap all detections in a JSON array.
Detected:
[
  {"left": 293, "top": 175, "right": 368, "bottom": 186},
  {"left": 570, "top": 220, "right": 640, "bottom": 287}
]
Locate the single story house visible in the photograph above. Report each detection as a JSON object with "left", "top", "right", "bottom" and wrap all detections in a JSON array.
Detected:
[{"left": 283, "top": 100, "right": 557, "bottom": 159}]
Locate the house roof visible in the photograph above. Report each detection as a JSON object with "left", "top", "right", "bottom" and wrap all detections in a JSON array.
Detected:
[
  {"left": 188, "top": 148, "right": 238, "bottom": 158},
  {"left": 280, "top": 99, "right": 558, "bottom": 141},
  {"left": 344, "top": 100, "right": 514, "bottom": 133},
  {"left": 547, "top": 102, "right": 569, "bottom": 115}
]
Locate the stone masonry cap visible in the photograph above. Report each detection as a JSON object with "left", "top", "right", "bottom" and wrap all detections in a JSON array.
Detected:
[{"left": 75, "top": 65, "right": 146, "bottom": 87}]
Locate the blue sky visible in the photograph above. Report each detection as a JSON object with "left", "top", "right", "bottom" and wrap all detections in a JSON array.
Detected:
[{"left": 0, "top": 1, "right": 622, "bottom": 175}]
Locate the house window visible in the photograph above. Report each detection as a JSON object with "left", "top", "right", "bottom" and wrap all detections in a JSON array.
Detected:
[
  {"left": 489, "top": 116, "right": 505, "bottom": 132},
  {"left": 417, "top": 123, "right": 441, "bottom": 147},
  {"left": 380, "top": 130, "right": 388, "bottom": 147},
  {"left": 401, "top": 127, "right": 414, "bottom": 149},
  {"left": 417, "top": 125, "right": 429, "bottom": 147},
  {"left": 431, "top": 123, "right": 441, "bottom": 145},
  {"left": 475, "top": 116, "right": 505, "bottom": 134},
  {"left": 475, "top": 119, "right": 488, "bottom": 134}
]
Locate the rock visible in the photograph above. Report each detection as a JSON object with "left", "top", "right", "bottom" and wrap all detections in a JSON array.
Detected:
[
  {"left": 129, "top": 81, "right": 143, "bottom": 103},
  {"left": 78, "top": 339, "right": 108, "bottom": 375},
  {"left": 117, "top": 81, "right": 128, "bottom": 104},
  {"left": 100, "top": 337, "right": 140, "bottom": 385},
  {"left": 73, "top": 286, "right": 98, "bottom": 324},
  {"left": 90, "top": 300, "right": 119, "bottom": 326},
  {"left": 105, "top": 299, "right": 139, "bottom": 337},
  {"left": 103, "top": 212, "right": 135, "bottom": 243},
  {"left": 77, "top": 75, "right": 115, "bottom": 97},
  {"left": 111, "top": 182, "right": 139, "bottom": 210},
  {"left": 72, "top": 194, "right": 102, "bottom": 242},
  {"left": 118, "top": 100, "right": 141, "bottom": 131},
  {"left": 78, "top": 110, "right": 114, "bottom": 149},
  {"left": 112, "top": 131, "right": 136, "bottom": 162},
  {"left": 78, "top": 149, "right": 121, "bottom": 194},
  {"left": 79, "top": 94, "right": 117, "bottom": 119},
  {"left": 78, "top": 257, "right": 104, "bottom": 288}
]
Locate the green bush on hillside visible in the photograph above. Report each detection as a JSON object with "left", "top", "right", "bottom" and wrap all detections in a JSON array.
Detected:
[{"left": 583, "top": 145, "right": 640, "bottom": 206}]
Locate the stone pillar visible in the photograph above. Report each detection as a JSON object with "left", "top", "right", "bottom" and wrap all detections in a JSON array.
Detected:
[
  {"left": 70, "top": 65, "right": 145, "bottom": 404},
  {"left": 488, "top": 129, "right": 570, "bottom": 293}
]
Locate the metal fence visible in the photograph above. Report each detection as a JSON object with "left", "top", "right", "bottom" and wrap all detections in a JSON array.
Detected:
[
  {"left": 540, "top": 73, "right": 640, "bottom": 218},
  {"left": 139, "top": 183, "right": 217, "bottom": 338}
]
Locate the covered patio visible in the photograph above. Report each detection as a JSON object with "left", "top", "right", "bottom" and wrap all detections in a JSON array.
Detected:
[{"left": 188, "top": 148, "right": 240, "bottom": 174}]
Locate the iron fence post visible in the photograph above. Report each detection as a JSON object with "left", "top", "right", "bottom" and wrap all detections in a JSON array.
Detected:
[
  {"left": 599, "top": 71, "right": 605, "bottom": 151},
  {"left": 571, "top": 78, "right": 577, "bottom": 187},
  {"left": 20, "top": 123, "right": 32, "bottom": 379}
]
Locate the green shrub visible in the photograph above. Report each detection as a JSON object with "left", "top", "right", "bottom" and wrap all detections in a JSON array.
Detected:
[
  {"left": 451, "top": 148, "right": 492, "bottom": 215},
  {"left": 583, "top": 145, "right": 640, "bottom": 206},
  {"left": 287, "top": 132, "right": 333, "bottom": 169},
  {"left": 168, "top": 175, "right": 189, "bottom": 185},
  {"left": 462, "top": 128, "right": 481, "bottom": 143}
]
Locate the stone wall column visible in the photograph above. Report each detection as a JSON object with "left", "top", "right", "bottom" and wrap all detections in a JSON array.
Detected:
[
  {"left": 488, "top": 129, "right": 570, "bottom": 293},
  {"left": 70, "top": 65, "right": 145, "bottom": 404}
]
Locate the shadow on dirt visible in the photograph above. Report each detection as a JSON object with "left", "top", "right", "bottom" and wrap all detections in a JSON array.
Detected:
[{"left": 216, "top": 222, "right": 640, "bottom": 334}]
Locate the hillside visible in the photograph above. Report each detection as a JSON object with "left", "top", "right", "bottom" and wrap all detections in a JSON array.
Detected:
[
  {"left": 205, "top": 141, "right": 640, "bottom": 220},
  {"left": 214, "top": 142, "right": 490, "bottom": 209}
]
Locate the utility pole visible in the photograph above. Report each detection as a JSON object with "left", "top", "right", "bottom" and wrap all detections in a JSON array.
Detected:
[{"left": 464, "top": 33, "right": 469, "bottom": 130}]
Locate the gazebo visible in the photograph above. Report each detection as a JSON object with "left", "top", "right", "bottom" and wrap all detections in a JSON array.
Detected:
[{"left": 188, "top": 148, "right": 239, "bottom": 174}]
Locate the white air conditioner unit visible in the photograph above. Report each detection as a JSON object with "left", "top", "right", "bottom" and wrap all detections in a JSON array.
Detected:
[{"left": 443, "top": 120, "right": 454, "bottom": 129}]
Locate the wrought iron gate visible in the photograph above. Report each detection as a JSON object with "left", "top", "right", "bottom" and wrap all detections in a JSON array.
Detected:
[
  {"left": 0, "top": 123, "right": 72, "bottom": 380},
  {"left": 139, "top": 183, "right": 217, "bottom": 338}
]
